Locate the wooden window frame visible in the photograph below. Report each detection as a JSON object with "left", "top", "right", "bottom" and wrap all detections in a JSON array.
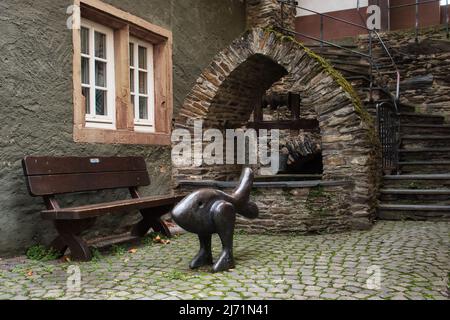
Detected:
[
  {"left": 73, "top": 0, "right": 173, "bottom": 145},
  {"left": 129, "top": 37, "right": 156, "bottom": 133},
  {"left": 81, "top": 19, "right": 116, "bottom": 129}
]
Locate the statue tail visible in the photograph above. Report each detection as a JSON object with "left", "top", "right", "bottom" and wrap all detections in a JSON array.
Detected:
[{"left": 232, "top": 168, "right": 259, "bottom": 220}]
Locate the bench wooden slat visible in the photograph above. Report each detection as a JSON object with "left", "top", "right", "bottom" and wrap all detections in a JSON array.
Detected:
[
  {"left": 41, "top": 195, "right": 185, "bottom": 220},
  {"left": 26, "top": 171, "right": 150, "bottom": 196},
  {"left": 23, "top": 156, "right": 147, "bottom": 176}
]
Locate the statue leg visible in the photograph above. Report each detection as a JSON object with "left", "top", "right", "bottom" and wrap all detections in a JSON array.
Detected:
[
  {"left": 211, "top": 202, "right": 236, "bottom": 273},
  {"left": 189, "top": 234, "right": 213, "bottom": 269}
]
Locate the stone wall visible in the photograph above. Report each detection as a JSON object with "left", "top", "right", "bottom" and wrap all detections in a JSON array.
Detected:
[
  {"left": 0, "top": 0, "right": 246, "bottom": 257},
  {"left": 359, "top": 26, "right": 450, "bottom": 118},
  {"left": 179, "top": 181, "right": 354, "bottom": 234},
  {"left": 174, "top": 28, "right": 381, "bottom": 230},
  {"left": 247, "top": 0, "right": 296, "bottom": 30}
]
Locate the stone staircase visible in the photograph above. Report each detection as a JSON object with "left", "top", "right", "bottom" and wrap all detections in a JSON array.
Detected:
[
  {"left": 378, "top": 108, "right": 450, "bottom": 220},
  {"left": 307, "top": 44, "right": 450, "bottom": 221}
]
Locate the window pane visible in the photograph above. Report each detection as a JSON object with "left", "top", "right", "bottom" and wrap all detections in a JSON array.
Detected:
[
  {"left": 129, "top": 43, "right": 134, "bottom": 67},
  {"left": 81, "top": 57, "right": 90, "bottom": 85},
  {"left": 82, "top": 87, "right": 90, "bottom": 115},
  {"left": 95, "top": 32, "right": 106, "bottom": 59},
  {"left": 139, "top": 97, "right": 148, "bottom": 120},
  {"left": 96, "top": 89, "right": 107, "bottom": 116},
  {"left": 95, "top": 61, "right": 107, "bottom": 87},
  {"left": 81, "top": 27, "right": 89, "bottom": 55},
  {"left": 138, "top": 46, "right": 147, "bottom": 69},
  {"left": 131, "top": 94, "right": 135, "bottom": 115},
  {"left": 130, "top": 69, "right": 135, "bottom": 93},
  {"left": 139, "top": 71, "right": 147, "bottom": 94}
]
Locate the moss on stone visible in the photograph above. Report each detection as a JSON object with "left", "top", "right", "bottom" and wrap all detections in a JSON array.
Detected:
[{"left": 262, "top": 27, "right": 380, "bottom": 147}]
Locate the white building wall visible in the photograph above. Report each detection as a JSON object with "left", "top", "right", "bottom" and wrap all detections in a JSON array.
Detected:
[{"left": 297, "top": 0, "right": 369, "bottom": 17}]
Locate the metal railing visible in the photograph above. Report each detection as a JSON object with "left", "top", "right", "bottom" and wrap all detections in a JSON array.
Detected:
[
  {"left": 277, "top": 0, "right": 401, "bottom": 103},
  {"left": 386, "top": 0, "right": 450, "bottom": 42},
  {"left": 277, "top": 0, "right": 403, "bottom": 173},
  {"left": 377, "top": 101, "right": 400, "bottom": 173}
]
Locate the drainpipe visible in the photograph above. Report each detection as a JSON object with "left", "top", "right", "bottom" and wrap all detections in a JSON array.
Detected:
[
  {"left": 446, "top": 0, "right": 449, "bottom": 39},
  {"left": 415, "top": 0, "right": 419, "bottom": 43},
  {"left": 387, "top": 0, "right": 391, "bottom": 31}
]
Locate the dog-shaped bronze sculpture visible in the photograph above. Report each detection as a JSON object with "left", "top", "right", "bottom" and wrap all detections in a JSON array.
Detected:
[{"left": 171, "top": 168, "right": 259, "bottom": 272}]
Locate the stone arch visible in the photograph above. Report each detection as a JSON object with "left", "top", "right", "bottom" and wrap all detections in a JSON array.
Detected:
[{"left": 174, "top": 28, "right": 380, "bottom": 227}]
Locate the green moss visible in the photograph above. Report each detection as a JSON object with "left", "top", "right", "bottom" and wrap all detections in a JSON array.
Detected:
[
  {"left": 305, "top": 185, "right": 333, "bottom": 217},
  {"left": 261, "top": 27, "right": 380, "bottom": 147},
  {"left": 26, "top": 245, "right": 59, "bottom": 262}
]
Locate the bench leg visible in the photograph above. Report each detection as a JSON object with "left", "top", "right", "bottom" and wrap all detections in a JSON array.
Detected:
[
  {"left": 131, "top": 205, "right": 172, "bottom": 238},
  {"left": 53, "top": 219, "right": 96, "bottom": 262},
  {"left": 49, "top": 236, "right": 68, "bottom": 258}
]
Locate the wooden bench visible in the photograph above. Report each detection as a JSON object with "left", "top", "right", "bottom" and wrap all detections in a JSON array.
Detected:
[{"left": 22, "top": 156, "right": 184, "bottom": 261}]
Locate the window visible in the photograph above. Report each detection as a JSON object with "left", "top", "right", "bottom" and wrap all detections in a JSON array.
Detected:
[
  {"left": 73, "top": 0, "right": 173, "bottom": 145},
  {"left": 129, "top": 38, "right": 155, "bottom": 132},
  {"left": 81, "top": 19, "right": 115, "bottom": 129}
]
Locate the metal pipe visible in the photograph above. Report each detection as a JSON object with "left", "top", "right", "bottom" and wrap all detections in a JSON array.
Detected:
[
  {"left": 281, "top": 28, "right": 372, "bottom": 58},
  {"left": 447, "top": 0, "right": 449, "bottom": 39},
  {"left": 320, "top": 15, "right": 324, "bottom": 49},
  {"left": 389, "top": 0, "right": 440, "bottom": 10},
  {"left": 369, "top": 30, "right": 373, "bottom": 101},
  {"left": 415, "top": 0, "right": 419, "bottom": 43},
  {"left": 388, "top": 0, "right": 391, "bottom": 31},
  {"left": 279, "top": 1, "right": 370, "bottom": 31}
]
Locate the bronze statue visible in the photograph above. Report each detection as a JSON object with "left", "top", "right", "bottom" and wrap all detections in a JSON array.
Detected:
[{"left": 171, "top": 168, "right": 259, "bottom": 272}]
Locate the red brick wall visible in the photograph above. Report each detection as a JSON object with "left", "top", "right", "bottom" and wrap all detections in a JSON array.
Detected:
[{"left": 295, "top": 0, "right": 442, "bottom": 43}]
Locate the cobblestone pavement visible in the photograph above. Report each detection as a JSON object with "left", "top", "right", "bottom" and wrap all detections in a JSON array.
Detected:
[{"left": 0, "top": 221, "right": 448, "bottom": 300}]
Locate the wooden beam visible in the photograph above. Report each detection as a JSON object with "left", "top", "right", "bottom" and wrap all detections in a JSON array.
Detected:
[
  {"left": 114, "top": 25, "right": 132, "bottom": 130},
  {"left": 247, "top": 119, "right": 319, "bottom": 131}
]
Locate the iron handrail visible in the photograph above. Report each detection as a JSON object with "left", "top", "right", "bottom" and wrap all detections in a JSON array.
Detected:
[
  {"left": 292, "top": 3, "right": 370, "bottom": 31},
  {"left": 386, "top": 0, "right": 449, "bottom": 40},
  {"left": 389, "top": 0, "right": 441, "bottom": 10},
  {"left": 376, "top": 101, "right": 400, "bottom": 174},
  {"left": 371, "top": 29, "right": 401, "bottom": 102},
  {"left": 277, "top": 0, "right": 401, "bottom": 104},
  {"left": 279, "top": 28, "right": 372, "bottom": 58}
]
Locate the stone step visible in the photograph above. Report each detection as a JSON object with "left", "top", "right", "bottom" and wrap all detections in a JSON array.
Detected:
[
  {"left": 380, "top": 189, "right": 450, "bottom": 205},
  {"left": 378, "top": 204, "right": 450, "bottom": 221},
  {"left": 383, "top": 174, "right": 450, "bottom": 189},
  {"left": 331, "top": 65, "right": 371, "bottom": 77},
  {"left": 401, "top": 135, "right": 450, "bottom": 149},
  {"left": 399, "top": 112, "right": 445, "bottom": 125},
  {"left": 401, "top": 124, "right": 450, "bottom": 135},
  {"left": 399, "top": 161, "right": 450, "bottom": 174},
  {"left": 396, "top": 103, "right": 417, "bottom": 113},
  {"left": 328, "top": 59, "right": 370, "bottom": 68},
  {"left": 399, "top": 148, "right": 450, "bottom": 161},
  {"left": 364, "top": 100, "right": 415, "bottom": 113}
]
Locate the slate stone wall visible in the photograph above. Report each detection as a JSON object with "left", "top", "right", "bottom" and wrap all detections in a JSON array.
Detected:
[
  {"left": 174, "top": 28, "right": 381, "bottom": 232},
  {"left": 360, "top": 26, "right": 450, "bottom": 118},
  {"left": 180, "top": 182, "right": 354, "bottom": 234}
]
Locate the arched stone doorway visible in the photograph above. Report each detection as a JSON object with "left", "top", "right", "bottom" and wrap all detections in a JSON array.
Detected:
[{"left": 174, "top": 28, "right": 380, "bottom": 230}]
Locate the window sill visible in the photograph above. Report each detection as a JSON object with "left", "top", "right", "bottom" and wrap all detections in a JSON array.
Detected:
[{"left": 73, "top": 126, "right": 171, "bottom": 145}]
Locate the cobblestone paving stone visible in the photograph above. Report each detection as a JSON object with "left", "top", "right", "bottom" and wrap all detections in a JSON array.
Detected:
[{"left": 0, "top": 221, "right": 448, "bottom": 300}]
